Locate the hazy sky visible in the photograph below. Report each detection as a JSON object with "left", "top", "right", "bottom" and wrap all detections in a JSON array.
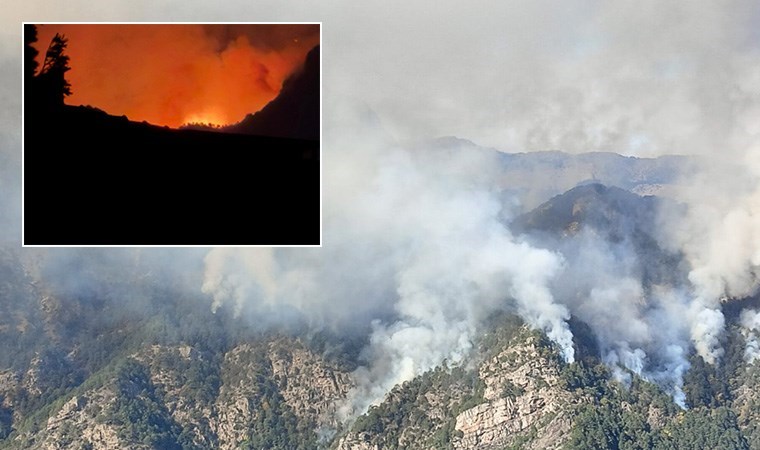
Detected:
[
  {"left": 5, "top": 1, "right": 760, "bottom": 155},
  {"left": 4, "top": 0, "right": 760, "bottom": 413}
]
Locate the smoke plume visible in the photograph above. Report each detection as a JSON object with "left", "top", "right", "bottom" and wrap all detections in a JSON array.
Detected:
[
  {"left": 204, "top": 105, "right": 575, "bottom": 415},
  {"left": 3, "top": 0, "right": 760, "bottom": 420},
  {"left": 740, "top": 309, "right": 760, "bottom": 364},
  {"left": 33, "top": 24, "right": 318, "bottom": 127},
  {"left": 659, "top": 111, "right": 760, "bottom": 365}
]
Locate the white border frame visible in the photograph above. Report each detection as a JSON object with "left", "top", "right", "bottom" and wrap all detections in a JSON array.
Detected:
[{"left": 21, "top": 21, "right": 323, "bottom": 248}]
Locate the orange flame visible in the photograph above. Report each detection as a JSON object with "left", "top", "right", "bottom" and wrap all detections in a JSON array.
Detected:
[{"left": 33, "top": 24, "right": 319, "bottom": 128}]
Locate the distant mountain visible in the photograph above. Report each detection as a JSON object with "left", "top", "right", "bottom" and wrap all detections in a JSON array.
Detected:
[
  {"left": 413, "top": 137, "right": 695, "bottom": 212},
  {"left": 511, "top": 183, "right": 662, "bottom": 239},
  {"left": 511, "top": 183, "right": 685, "bottom": 288},
  {"left": 224, "top": 45, "right": 319, "bottom": 140},
  {"left": 1, "top": 263, "right": 752, "bottom": 450},
  {"left": 3, "top": 182, "right": 760, "bottom": 449}
]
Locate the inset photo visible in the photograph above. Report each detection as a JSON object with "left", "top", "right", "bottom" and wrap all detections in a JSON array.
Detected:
[{"left": 23, "top": 23, "right": 321, "bottom": 246}]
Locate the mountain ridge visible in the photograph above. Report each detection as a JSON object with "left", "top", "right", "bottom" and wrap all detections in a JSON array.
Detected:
[
  {"left": 4, "top": 177, "right": 760, "bottom": 448},
  {"left": 410, "top": 137, "right": 694, "bottom": 213},
  {"left": 223, "top": 45, "right": 320, "bottom": 140}
]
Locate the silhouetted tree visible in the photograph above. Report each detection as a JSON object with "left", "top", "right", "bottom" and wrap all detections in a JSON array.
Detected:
[
  {"left": 24, "top": 24, "right": 41, "bottom": 109},
  {"left": 24, "top": 25, "right": 39, "bottom": 82},
  {"left": 37, "top": 33, "right": 72, "bottom": 108}
]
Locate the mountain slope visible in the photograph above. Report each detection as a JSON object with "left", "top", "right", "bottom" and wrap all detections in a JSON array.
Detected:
[
  {"left": 224, "top": 45, "right": 319, "bottom": 140},
  {"left": 331, "top": 313, "right": 753, "bottom": 450},
  {"left": 5, "top": 339, "right": 354, "bottom": 450},
  {"left": 511, "top": 183, "right": 686, "bottom": 287},
  {"left": 4, "top": 181, "right": 760, "bottom": 449},
  {"left": 413, "top": 137, "right": 694, "bottom": 213},
  {"left": 511, "top": 183, "right": 661, "bottom": 238}
]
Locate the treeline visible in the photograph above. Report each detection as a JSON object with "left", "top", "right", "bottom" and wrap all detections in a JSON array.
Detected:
[
  {"left": 341, "top": 312, "right": 758, "bottom": 450},
  {"left": 0, "top": 248, "right": 348, "bottom": 448},
  {"left": 24, "top": 24, "right": 72, "bottom": 112},
  {"left": 563, "top": 326, "right": 752, "bottom": 450}
]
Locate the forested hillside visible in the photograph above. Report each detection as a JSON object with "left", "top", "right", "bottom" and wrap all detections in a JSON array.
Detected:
[{"left": 1, "top": 211, "right": 760, "bottom": 449}]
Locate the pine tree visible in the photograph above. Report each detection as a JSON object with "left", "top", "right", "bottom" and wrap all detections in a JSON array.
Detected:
[{"left": 38, "top": 33, "right": 72, "bottom": 108}]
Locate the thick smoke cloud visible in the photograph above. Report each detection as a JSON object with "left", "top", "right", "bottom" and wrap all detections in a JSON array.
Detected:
[
  {"left": 204, "top": 106, "right": 575, "bottom": 415},
  {"left": 533, "top": 228, "right": 694, "bottom": 406},
  {"left": 203, "top": 24, "right": 319, "bottom": 52},
  {"left": 7, "top": 0, "right": 760, "bottom": 156},
  {"left": 8, "top": 1, "right": 758, "bottom": 155},
  {"left": 2, "top": 0, "right": 760, "bottom": 417},
  {"left": 0, "top": 51, "right": 21, "bottom": 245},
  {"left": 657, "top": 90, "right": 760, "bottom": 363}
]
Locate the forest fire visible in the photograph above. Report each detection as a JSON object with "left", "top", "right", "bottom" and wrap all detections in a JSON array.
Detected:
[{"left": 32, "top": 24, "right": 319, "bottom": 128}]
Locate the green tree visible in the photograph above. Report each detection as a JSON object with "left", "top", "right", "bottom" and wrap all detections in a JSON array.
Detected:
[
  {"left": 658, "top": 407, "right": 749, "bottom": 450},
  {"left": 567, "top": 402, "right": 622, "bottom": 450}
]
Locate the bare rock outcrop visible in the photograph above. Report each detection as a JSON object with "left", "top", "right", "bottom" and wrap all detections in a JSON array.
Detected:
[{"left": 454, "top": 334, "right": 573, "bottom": 450}]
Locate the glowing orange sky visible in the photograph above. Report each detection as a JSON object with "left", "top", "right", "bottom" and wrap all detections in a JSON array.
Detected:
[{"left": 33, "top": 24, "right": 320, "bottom": 128}]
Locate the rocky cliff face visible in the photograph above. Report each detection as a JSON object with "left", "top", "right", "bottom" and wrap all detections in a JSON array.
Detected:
[
  {"left": 334, "top": 323, "right": 579, "bottom": 450},
  {"left": 36, "top": 389, "right": 124, "bottom": 450},
  {"left": 732, "top": 362, "right": 760, "bottom": 449},
  {"left": 211, "top": 339, "right": 352, "bottom": 450},
  {"left": 1, "top": 243, "right": 759, "bottom": 449},
  {"left": 6, "top": 337, "right": 353, "bottom": 450},
  {"left": 267, "top": 338, "right": 353, "bottom": 431},
  {"left": 453, "top": 334, "right": 574, "bottom": 450},
  {"left": 3, "top": 316, "right": 760, "bottom": 450}
]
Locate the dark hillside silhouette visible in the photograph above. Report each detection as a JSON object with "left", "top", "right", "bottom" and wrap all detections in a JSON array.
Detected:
[
  {"left": 224, "top": 45, "right": 319, "bottom": 140},
  {"left": 23, "top": 25, "right": 320, "bottom": 245}
]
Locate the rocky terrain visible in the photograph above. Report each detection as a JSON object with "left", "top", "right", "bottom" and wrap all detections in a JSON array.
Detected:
[
  {"left": 2, "top": 162, "right": 760, "bottom": 448},
  {"left": 3, "top": 336, "right": 354, "bottom": 450},
  {"left": 0, "top": 260, "right": 758, "bottom": 449}
]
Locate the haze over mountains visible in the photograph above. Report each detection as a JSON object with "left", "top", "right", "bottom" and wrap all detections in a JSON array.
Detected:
[
  {"left": 415, "top": 136, "right": 694, "bottom": 212},
  {"left": 5, "top": 132, "right": 760, "bottom": 449},
  {"left": 6, "top": 3, "right": 760, "bottom": 449}
]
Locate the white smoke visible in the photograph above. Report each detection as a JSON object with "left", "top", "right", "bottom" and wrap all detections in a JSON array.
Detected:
[
  {"left": 544, "top": 230, "right": 693, "bottom": 406},
  {"left": 740, "top": 309, "right": 760, "bottom": 364},
  {"left": 662, "top": 145, "right": 760, "bottom": 364},
  {"left": 203, "top": 104, "right": 577, "bottom": 416},
  {"left": 640, "top": 291, "right": 693, "bottom": 409},
  {"left": 3, "top": 0, "right": 760, "bottom": 420}
]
